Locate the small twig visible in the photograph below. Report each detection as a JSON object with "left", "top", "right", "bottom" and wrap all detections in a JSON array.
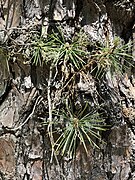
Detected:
[
  {"left": 52, "top": 64, "right": 58, "bottom": 82},
  {"left": 47, "top": 64, "right": 65, "bottom": 178},
  {"left": 0, "top": 126, "right": 16, "bottom": 136},
  {"left": 26, "top": 87, "right": 37, "bottom": 107},
  {"left": 53, "top": 73, "right": 76, "bottom": 105},
  {"left": 5, "top": 0, "right": 10, "bottom": 30},
  {"left": 10, "top": 96, "right": 42, "bottom": 131},
  {"left": 47, "top": 65, "right": 55, "bottom": 163}
]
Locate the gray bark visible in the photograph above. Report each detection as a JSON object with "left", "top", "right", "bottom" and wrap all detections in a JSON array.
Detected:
[{"left": 0, "top": 0, "right": 135, "bottom": 179}]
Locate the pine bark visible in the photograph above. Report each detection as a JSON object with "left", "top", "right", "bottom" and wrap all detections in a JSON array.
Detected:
[{"left": 0, "top": 0, "right": 135, "bottom": 179}]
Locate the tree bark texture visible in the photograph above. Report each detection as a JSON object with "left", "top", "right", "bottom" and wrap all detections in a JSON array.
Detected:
[{"left": 0, "top": 0, "right": 135, "bottom": 179}]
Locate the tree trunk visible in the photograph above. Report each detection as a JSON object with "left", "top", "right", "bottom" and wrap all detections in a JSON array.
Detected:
[{"left": 0, "top": 0, "right": 135, "bottom": 179}]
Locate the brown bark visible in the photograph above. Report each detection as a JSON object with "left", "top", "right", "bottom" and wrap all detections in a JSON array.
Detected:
[{"left": 0, "top": 0, "right": 135, "bottom": 179}]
